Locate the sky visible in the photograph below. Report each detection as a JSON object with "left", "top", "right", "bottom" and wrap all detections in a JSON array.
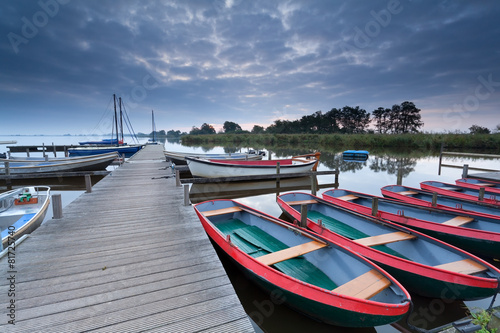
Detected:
[{"left": 1, "top": 0, "right": 499, "bottom": 136}]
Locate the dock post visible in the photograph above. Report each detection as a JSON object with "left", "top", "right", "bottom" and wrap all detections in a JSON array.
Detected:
[
  {"left": 478, "top": 187, "right": 485, "bottom": 201},
  {"left": 175, "top": 169, "right": 181, "bottom": 187},
  {"left": 276, "top": 162, "right": 280, "bottom": 185},
  {"left": 371, "top": 197, "right": 379, "bottom": 216},
  {"left": 26, "top": 148, "right": 30, "bottom": 157},
  {"left": 310, "top": 175, "right": 317, "bottom": 196},
  {"left": 85, "top": 174, "right": 92, "bottom": 193},
  {"left": 52, "top": 194, "right": 63, "bottom": 219},
  {"left": 183, "top": 184, "right": 190, "bottom": 206},
  {"left": 5, "top": 161, "right": 9, "bottom": 176},
  {"left": 438, "top": 143, "right": 444, "bottom": 175},
  {"left": 52, "top": 142, "right": 57, "bottom": 157},
  {"left": 335, "top": 168, "right": 339, "bottom": 185},
  {"left": 432, "top": 192, "right": 438, "bottom": 207},
  {"left": 300, "top": 204, "right": 308, "bottom": 228},
  {"left": 42, "top": 143, "right": 46, "bottom": 157},
  {"left": 462, "top": 164, "right": 469, "bottom": 178}
]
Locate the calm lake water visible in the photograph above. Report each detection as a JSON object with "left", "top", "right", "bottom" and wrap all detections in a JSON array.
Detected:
[{"left": 2, "top": 135, "right": 499, "bottom": 332}]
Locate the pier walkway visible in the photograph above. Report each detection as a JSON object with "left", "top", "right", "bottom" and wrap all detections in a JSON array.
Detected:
[{"left": 0, "top": 145, "right": 253, "bottom": 332}]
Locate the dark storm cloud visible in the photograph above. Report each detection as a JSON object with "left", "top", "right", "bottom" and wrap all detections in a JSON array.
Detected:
[{"left": 1, "top": 0, "right": 499, "bottom": 134}]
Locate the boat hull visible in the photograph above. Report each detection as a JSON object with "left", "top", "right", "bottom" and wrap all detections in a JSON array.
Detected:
[
  {"left": 195, "top": 199, "right": 410, "bottom": 327},
  {"left": 68, "top": 145, "right": 143, "bottom": 157},
  {"left": 420, "top": 181, "right": 500, "bottom": 206},
  {"left": 0, "top": 186, "right": 50, "bottom": 249},
  {"left": 186, "top": 157, "right": 317, "bottom": 178},
  {"left": 456, "top": 178, "right": 500, "bottom": 194},
  {"left": 0, "top": 152, "right": 118, "bottom": 174},
  {"left": 322, "top": 189, "right": 500, "bottom": 258},
  {"left": 164, "top": 151, "right": 262, "bottom": 165},
  {"left": 277, "top": 192, "right": 500, "bottom": 300}
]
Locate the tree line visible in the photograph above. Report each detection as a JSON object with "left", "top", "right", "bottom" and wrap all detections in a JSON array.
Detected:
[{"left": 187, "top": 101, "right": 423, "bottom": 136}]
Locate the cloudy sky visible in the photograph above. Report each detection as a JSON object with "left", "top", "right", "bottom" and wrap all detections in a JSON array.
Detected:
[{"left": 1, "top": 0, "right": 499, "bottom": 135}]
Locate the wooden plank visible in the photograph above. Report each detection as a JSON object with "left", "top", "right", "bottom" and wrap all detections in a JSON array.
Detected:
[
  {"left": 354, "top": 231, "right": 417, "bottom": 247},
  {"left": 286, "top": 199, "right": 318, "bottom": 206},
  {"left": 336, "top": 194, "right": 359, "bottom": 201},
  {"left": 332, "top": 269, "right": 391, "bottom": 300},
  {"left": 202, "top": 206, "right": 242, "bottom": 217},
  {"left": 256, "top": 240, "right": 327, "bottom": 266},
  {"left": 442, "top": 216, "right": 474, "bottom": 227},
  {"left": 397, "top": 190, "right": 418, "bottom": 195},
  {"left": 435, "top": 259, "right": 488, "bottom": 275}
]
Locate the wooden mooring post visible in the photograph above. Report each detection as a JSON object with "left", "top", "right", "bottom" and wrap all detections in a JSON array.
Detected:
[
  {"left": 52, "top": 193, "right": 63, "bottom": 219},
  {"left": 85, "top": 174, "right": 92, "bottom": 193}
]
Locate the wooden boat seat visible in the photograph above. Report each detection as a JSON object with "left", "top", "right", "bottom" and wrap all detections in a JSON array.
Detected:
[
  {"left": 354, "top": 231, "right": 417, "bottom": 247},
  {"left": 397, "top": 190, "right": 418, "bottom": 196},
  {"left": 202, "top": 206, "right": 242, "bottom": 217},
  {"left": 332, "top": 269, "right": 391, "bottom": 300},
  {"left": 256, "top": 240, "right": 327, "bottom": 266},
  {"left": 286, "top": 199, "right": 318, "bottom": 206},
  {"left": 434, "top": 259, "right": 488, "bottom": 275},
  {"left": 442, "top": 216, "right": 474, "bottom": 227},
  {"left": 336, "top": 194, "right": 359, "bottom": 201},
  {"left": 474, "top": 183, "right": 494, "bottom": 187}
]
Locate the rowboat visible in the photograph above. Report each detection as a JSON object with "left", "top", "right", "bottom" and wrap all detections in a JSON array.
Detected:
[
  {"left": 420, "top": 180, "right": 500, "bottom": 206},
  {"left": 456, "top": 178, "right": 500, "bottom": 194},
  {"left": 322, "top": 188, "right": 500, "bottom": 258},
  {"left": 186, "top": 153, "right": 320, "bottom": 178},
  {"left": 78, "top": 138, "right": 124, "bottom": 146},
  {"left": 0, "top": 152, "right": 119, "bottom": 174},
  {"left": 277, "top": 192, "right": 500, "bottom": 300},
  {"left": 381, "top": 185, "right": 500, "bottom": 220},
  {"left": 0, "top": 186, "right": 50, "bottom": 250},
  {"left": 164, "top": 150, "right": 263, "bottom": 165},
  {"left": 342, "top": 150, "right": 369, "bottom": 161},
  {"left": 194, "top": 199, "right": 410, "bottom": 327}
]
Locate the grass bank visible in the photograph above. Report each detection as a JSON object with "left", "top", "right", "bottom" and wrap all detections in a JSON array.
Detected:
[{"left": 181, "top": 133, "right": 500, "bottom": 152}]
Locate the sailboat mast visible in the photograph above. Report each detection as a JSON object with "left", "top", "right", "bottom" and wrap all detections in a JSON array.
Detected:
[
  {"left": 113, "top": 94, "right": 119, "bottom": 146},
  {"left": 119, "top": 97, "right": 124, "bottom": 144},
  {"left": 152, "top": 110, "right": 155, "bottom": 142}
]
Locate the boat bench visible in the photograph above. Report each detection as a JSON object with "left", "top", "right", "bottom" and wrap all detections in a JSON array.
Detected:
[
  {"left": 442, "top": 216, "right": 474, "bottom": 227},
  {"left": 332, "top": 269, "right": 391, "bottom": 300},
  {"left": 286, "top": 199, "right": 318, "bottom": 206},
  {"left": 434, "top": 259, "right": 487, "bottom": 275},
  {"left": 202, "top": 206, "right": 242, "bottom": 217},
  {"left": 474, "top": 183, "right": 494, "bottom": 187},
  {"left": 336, "top": 194, "right": 359, "bottom": 201},
  {"left": 397, "top": 190, "right": 419, "bottom": 196},
  {"left": 255, "top": 240, "right": 327, "bottom": 266},
  {"left": 354, "top": 231, "right": 417, "bottom": 247}
]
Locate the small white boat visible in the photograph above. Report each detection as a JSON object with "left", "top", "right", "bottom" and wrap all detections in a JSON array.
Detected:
[
  {"left": 0, "top": 186, "right": 50, "bottom": 250},
  {"left": 186, "top": 153, "right": 320, "bottom": 178},
  {"left": 0, "top": 152, "right": 118, "bottom": 174},
  {"left": 164, "top": 150, "right": 263, "bottom": 165}
]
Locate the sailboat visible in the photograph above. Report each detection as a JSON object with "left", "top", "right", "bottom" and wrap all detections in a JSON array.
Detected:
[
  {"left": 68, "top": 95, "right": 144, "bottom": 157},
  {"left": 147, "top": 110, "right": 159, "bottom": 145}
]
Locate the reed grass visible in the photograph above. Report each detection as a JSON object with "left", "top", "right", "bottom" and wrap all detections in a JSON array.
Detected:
[{"left": 181, "top": 133, "right": 500, "bottom": 152}]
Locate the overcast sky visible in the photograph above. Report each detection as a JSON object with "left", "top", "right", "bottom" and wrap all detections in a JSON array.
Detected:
[{"left": 1, "top": 0, "right": 499, "bottom": 135}]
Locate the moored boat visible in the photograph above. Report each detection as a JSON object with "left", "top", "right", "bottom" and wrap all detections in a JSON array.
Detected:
[
  {"left": 456, "top": 178, "right": 500, "bottom": 195},
  {"left": 186, "top": 153, "right": 320, "bottom": 178},
  {"left": 420, "top": 180, "right": 500, "bottom": 206},
  {"left": 381, "top": 184, "right": 500, "bottom": 220},
  {"left": 164, "top": 150, "right": 262, "bottom": 165},
  {"left": 68, "top": 144, "right": 143, "bottom": 157},
  {"left": 0, "top": 152, "right": 119, "bottom": 174},
  {"left": 0, "top": 186, "right": 50, "bottom": 250},
  {"left": 342, "top": 150, "right": 369, "bottom": 161},
  {"left": 194, "top": 199, "right": 410, "bottom": 327},
  {"left": 322, "top": 188, "right": 500, "bottom": 258},
  {"left": 277, "top": 192, "right": 500, "bottom": 300}
]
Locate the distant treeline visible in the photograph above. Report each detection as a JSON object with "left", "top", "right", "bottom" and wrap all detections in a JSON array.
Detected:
[{"left": 181, "top": 133, "right": 500, "bottom": 152}]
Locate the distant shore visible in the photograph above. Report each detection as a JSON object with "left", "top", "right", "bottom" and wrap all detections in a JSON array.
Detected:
[{"left": 181, "top": 133, "right": 500, "bottom": 152}]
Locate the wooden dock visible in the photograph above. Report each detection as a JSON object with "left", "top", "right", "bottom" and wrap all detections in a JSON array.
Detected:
[{"left": 0, "top": 145, "right": 254, "bottom": 332}]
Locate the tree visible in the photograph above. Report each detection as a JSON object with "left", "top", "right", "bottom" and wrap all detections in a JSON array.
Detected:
[
  {"left": 223, "top": 121, "right": 242, "bottom": 133},
  {"left": 469, "top": 125, "right": 490, "bottom": 134},
  {"left": 390, "top": 101, "right": 423, "bottom": 133},
  {"left": 338, "top": 106, "right": 370, "bottom": 133},
  {"left": 372, "top": 107, "right": 391, "bottom": 133},
  {"left": 190, "top": 123, "right": 216, "bottom": 135},
  {"left": 251, "top": 125, "right": 265, "bottom": 134}
]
